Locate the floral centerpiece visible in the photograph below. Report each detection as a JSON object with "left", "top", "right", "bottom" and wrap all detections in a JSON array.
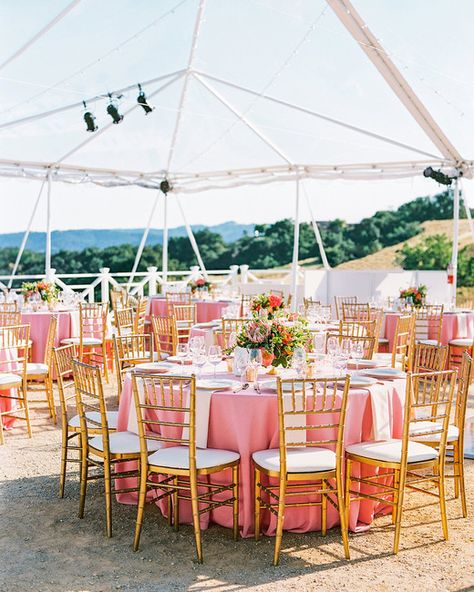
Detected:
[
  {"left": 250, "top": 293, "right": 285, "bottom": 319},
  {"left": 231, "top": 316, "right": 312, "bottom": 368},
  {"left": 399, "top": 285, "right": 427, "bottom": 308},
  {"left": 21, "top": 281, "right": 60, "bottom": 304},
  {"left": 188, "top": 277, "right": 211, "bottom": 294}
]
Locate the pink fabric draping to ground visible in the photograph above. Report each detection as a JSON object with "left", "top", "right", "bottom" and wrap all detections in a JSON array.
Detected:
[
  {"left": 384, "top": 311, "right": 474, "bottom": 351},
  {"left": 21, "top": 310, "right": 74, "bottom": 363},
  {"left": 0, "top": 345, "right": 19, "bottom": 429},
  {"left": 149, "top": 298, "right": 233, "bottom": 323},
  {"left": 115, "top": 370, "right": 405, "bottom": 538}
]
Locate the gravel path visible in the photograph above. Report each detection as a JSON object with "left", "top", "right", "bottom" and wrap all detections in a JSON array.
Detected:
[{"left": 1, "top": 378, "right": 473, "bottom": 592}]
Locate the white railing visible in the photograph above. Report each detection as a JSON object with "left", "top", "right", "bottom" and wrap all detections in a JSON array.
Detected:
[{"left": 0, "top": 264, "right": 294, "bottom": 302}]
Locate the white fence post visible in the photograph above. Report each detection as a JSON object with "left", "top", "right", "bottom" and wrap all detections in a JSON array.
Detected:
[
  {"left": 190, "top": 266, "right": 200, "bottom": 281},
  {"left": 147, "top": 266, "right": 158, "bottom": 296},
  {"left": 46, "top": 267, "right": 56, "bottom": 283},
  {"left": 99, "top": 267, "right": 110, "bottom": 303},
  {"left": 240, "top": 264, "right": 249, "bottom": 284},
  {"left": 229, "top": 265, "right": 239, "bottom": 288}
]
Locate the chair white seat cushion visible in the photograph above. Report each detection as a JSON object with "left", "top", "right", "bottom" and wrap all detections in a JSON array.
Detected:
[
  {"left": 346, "top": 439, "right": 438, "bottom": 463},
  {"left": 409, "top": 421, "right": 459, "bottom": 443},
  {"left": 89, "top": 431, "right": 162, "bottom": 454},
  {"left": 68, "top": 411, "right": 119, "bottom": 430},
  {"left": 417, "top": 339, "right": 439, "bottom": 346},
  {"left": 26, "top": 362, "right": 49, "bottom": 375},
  {"left": 0, "top": 373, "right": 22, "bottom": 386},
  {"left": 252, "top": 447, "right": 336, "bottom": 473},
  {"left": 377, "top": 338, "right": 389, "bottom": 344},
  {"left": 61, "top": 337, "right": 103, "bottom": 346},
  {"left": 449, "top": 338, "right": 474, "bottom": 347},
  {"left": 148, "top": 446, "right": 240, "bottom": 470}
]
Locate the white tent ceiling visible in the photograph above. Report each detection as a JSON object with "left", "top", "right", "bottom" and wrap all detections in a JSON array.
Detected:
[{"left": 0, "top": 0, "right": 473, "bottom": 193}]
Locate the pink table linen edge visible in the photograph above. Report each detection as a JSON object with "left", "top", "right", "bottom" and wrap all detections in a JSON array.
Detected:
[
  {"left": 115, "top": 371, "right": 405, "bottom": 538},
  {"left": 149, "top": 298, "right": 233, "bottom": 323}
]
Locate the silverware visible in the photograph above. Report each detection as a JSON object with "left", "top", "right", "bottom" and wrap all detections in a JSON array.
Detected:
[{"left": 233, "top": 382, "right": 249, "bottom": 393}]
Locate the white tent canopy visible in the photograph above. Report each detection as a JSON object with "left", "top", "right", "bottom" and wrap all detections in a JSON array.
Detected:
[{"left": 1, "top": 0, "right": 473, "bottom": 303}]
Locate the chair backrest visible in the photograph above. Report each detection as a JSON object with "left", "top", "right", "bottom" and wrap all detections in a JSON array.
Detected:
[
  {"left": 454, "top": 353, "right": 473, "bottom": 431},
  {"left": 327, "top": 332, "right": 375, "bottom": 359},
  {"left": 113, "top": 333, "right": 154, "bottom": 395},
  {"left": 53, "top": 344, "right": 77, "bottom": 425},
  {"left": 413, "top": 343, "right": 447, "bottom": 373},
  {"left": 334, "top": 296, "right": 357, "bottom": 320},
  {"left": 171, "top": 304, "right": 196, "bottom": 324},
  {"left": 221, "top": 318, "right": 246, "bottom": 341},
  {"left": 339, "top": 319, "right": 376, "bottom": 338},
  {"left": 132, "top": 371, "right": 196, "bottom": 462},
  {"left": 341, "top": 302, "right": 371, "bottom": 321},
  {"left": 79, "top": 302, "right": 108, "bottom": 340},
  {"left": 392, "top": 314, "right": 415, "bottom": 371},
  {"left": 0, "top": 324, "right": 30, "bottom": 378},
  {"left": 240, "top": 294, "right": 252, "bottom": 317},
  {"left": 276, "top": 376, "right": 350, "bottom": 475},
  {"left": 0, "top": 302, "right": 18, "bottom": 312},
  {"left": 406, "top": 370, "right": 456, "bottom": 461},
  {"left": 413, "top": 304, "right": 444, "bottom": 343},
  {"left": 151, "top": 315, "right": 178, "bottom": 357},
  {"left": 43, "top": 315, "right": 58, "bottom": 366},
  {"left": 110, "top": 286, "right": 128, "bottom": 311},
  {"left": 114, "top": 307, "right": 134, "bottom": 336},
  {"left": 133, "top": 298, "right": 148, "bottom": 334},
  {"left": 0, "top": 311, "right": 22, "bottom": 327},
  {"left": 72, "top": 359, "right": 109, "bottom": 446}
]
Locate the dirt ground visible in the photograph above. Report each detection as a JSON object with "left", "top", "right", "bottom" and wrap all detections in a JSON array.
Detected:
[{"left": 1, "top": 377, "right": 473, "bottom": 592}]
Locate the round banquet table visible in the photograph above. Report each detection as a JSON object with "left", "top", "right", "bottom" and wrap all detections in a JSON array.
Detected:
[
  {"left": 20, "top": 310, "right": 77, "bottom": 363},
  {"left": 384, "top": 310, "right": 474, "bottom": 351},
  {"left": 115, "top": 365, "right": 405, "bottom": 537},
  {"left": 149, "top": 297, "right": 234, "bottom": 323}
]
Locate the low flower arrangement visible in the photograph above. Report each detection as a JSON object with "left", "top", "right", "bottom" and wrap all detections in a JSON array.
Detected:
[
  {"left": 250, "top": 293, "right": 285, "bottom": 319},
  {"left": 188, "top": 278, "right": 211, "bottom": 294},
  {"left": 231, "top": 316, "right": 312, "bottom": 368},
  {"left": 21, "top": 281, "right": 60, "bottom": 303},
  {"left": 399, "top": 285, "right": 427, "bottom": 308}
]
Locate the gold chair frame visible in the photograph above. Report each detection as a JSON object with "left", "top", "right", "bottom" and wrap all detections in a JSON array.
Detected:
[
  {"left": 414, "top": 304, "right": 444, "bottom": 344},
  {"left": 151, "top": 315, "right": 178, "bottom": 358},
  {"left": 334, "top": 296, "right": 357, "bottom": 320},
  {"left": 113, "top": 333, "right": 154, "bottom": 399},
  {"left": 413, "top": 342, "right": 447, "bottom": 373}
]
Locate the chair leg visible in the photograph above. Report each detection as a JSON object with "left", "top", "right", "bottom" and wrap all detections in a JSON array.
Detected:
[
  {"left": 456, "top": 441, "right": 468, "bottom": 518},
  {"left": 344, "top": 459, "right": 352, "bottom": 531},
  {"left": 254, "top": 466, "right": 261, "bottom": 542},
  {"left": 393, "top": 465, "right": 407, "bottom": 554},
  {"left": 0, "top": 414, "right": 4, "bottom": 446},
  {"left": 133, "top": 460, "right": 149, "bottom": 551},
  {"left": 392, "top": 469, "right": 399, "bottom": 525},
  {"left": 190, "top": 471, "right": 203, "bottom": 563},
  {"left": 273, "top": 477, "right": 286, "bottom": 566},
  {"left": 438, "top": 461, "right": 449, "bottom": 540},
  {"left": 47, "top": 377, "right": 57, "bottom": 424},
  {"left": 336, "top": 470, "right": 350, "bottom": 560},
  {"left": 104, "top": 459, "right": 113, "bottom": 538},
  {"left": 232, "top": 464, "right": 239, "bottom": 541},
  {"left": 321, "top": 479, "right": 327, "bottom": 536},
  {"left": 173, "top": 477, "right": 179, "bottom": 532},
  {"left": 102, "top": 344, "right": 109, "bottom": 383},
  {"left": 78, "top": 452, "right": 88, "bottom": 519},
  {"left": 22, "top": 386, "right": 32, "bottom": 438},
  {"left": 59, "top": 427, "right": 69, "bottom": 498}
]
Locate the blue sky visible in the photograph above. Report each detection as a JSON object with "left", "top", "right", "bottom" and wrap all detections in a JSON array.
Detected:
[{"left": 0, "top": 0, "right": 473, "bottom": 233}]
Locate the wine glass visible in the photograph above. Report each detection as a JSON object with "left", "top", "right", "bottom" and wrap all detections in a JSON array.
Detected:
[
  {"left": 291, "top": 347, "right": 307, "bottom": 378},
  {"left": 313, "top": 333, "right": 325, "bottom": 356},
  {"left": 208, "top": 345, "right": 222, "bottom": 378},
  {"left": 189, "top": 336, "right": 205, "bottom": 355},
  {"left": 327, "top": 336, "right": 339, "bottom": 359},
  {"left": 177, "top": 343, "right": 189, "bottom": 368},
  {"left": 248, "top": 349, "right": 263, "bottom": 392},
  {"left": 351, "top": 340, "right": 364, "bottom": 365},
  {"left": 192, "top": 351, "right": 207, "bottom": 379},
  {"left": 234, "top": 347, "right": 249, "bottom": 387}
]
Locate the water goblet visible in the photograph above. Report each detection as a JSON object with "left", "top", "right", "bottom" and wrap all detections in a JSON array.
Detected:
[
  {"left": 193, "top": 351, "right": 207, "bottom": 379},
  {"left": 291, "top": 347, "right": 307, "bottom": 378},
  {"left": 177, "top": 343, "right": 189, "bottom": 368},
  {"left": 208, "top": 345, "right": 222, "bottom": 378},
  {"left": 248, "top": 348, "right": 263, "bottom": 392},
  {"left": 234, "top": 347, "right": 249, "bottom": 387}
]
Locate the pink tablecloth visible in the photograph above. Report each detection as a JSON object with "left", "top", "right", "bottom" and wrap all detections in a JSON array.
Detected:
[
  {"left": 149, "top": 298, "right": 233, "bottom": 323},
  {"left": 385, "top": 311, "right": 474, "bottom": 351},
  {"left": 115, "top": 369, "right": 405, "bottom": 537},
  {"left": 21, "top": 310, "right": 74, "bottom": 363},
  {"left": 0, "top": 345, "right": 18, "bottom": 429}
]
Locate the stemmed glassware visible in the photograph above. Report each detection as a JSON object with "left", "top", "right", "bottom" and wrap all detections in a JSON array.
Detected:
[
  {"left": 208, "top": 345, "right": 222, "bottom": 378},
  {"left": 248, "top": 348, "right": 263, "bottom": 392},
  {"left": 234, "top": 347, "right": 249, "bottom": 387},
  {"left": 193, "top": 351, "right": 207, "bottom": 379},
  {"left": 291, "top": 347, "right": 307, "bottom": 378},
  {"left": 177, "top": 343, "right": 189, "bottom": 368}
]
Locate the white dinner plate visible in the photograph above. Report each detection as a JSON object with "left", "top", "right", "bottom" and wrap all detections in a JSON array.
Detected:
[
  {"left": 360, "top": 368, "right": 406, "bottom": 380},
  {"left": 166, "top": 356, "right": 193, "bottom": 364},
  {"left": 348, "top": 375, "right": 378, "bottom": 388},
  {"left": 196, "top": 379, "right": 238, "bottom": 391},
  {"left": 347, "top": 359, "right": 382, "bottom": 370},
  {"left": 259, "top": 379, "right": 307, "bottom": 392},
  {"left": 133, "top": 362, "right": 173, "bottom": 373},
  {"left": 194, "top": 321, "right": 220, "bottom": 329}
]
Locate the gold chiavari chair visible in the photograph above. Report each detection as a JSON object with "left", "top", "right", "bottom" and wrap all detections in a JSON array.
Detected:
[
  {"left": 151, "top": 315, "right": 178, "bottom": 359},
  {"left": 0, "top": 324, "right": 31, "bottom": 444},
  {"left": 171, "top": 303, "right": 196, "bottom": 343},
  {"left": 412, "top": 342, "right": 447, "bottom": 373},
  {"left": 55, "top": 345, "right": 118, "bottom": 498},
  {"left": 370, "top": 307, "right": 387, "bottom": 352},
  {"left": 334, "top": 296, "right": 357, "bottom": 320},
  {"left": 0, "top": 301, "right": 18, "bottom": 312},
  {"left": 318, "top": 304, "right": 333, "bottom": 321},
  {"left": 114, "top": 307, "right": 134, "bottom": 336},
  {"left": 133, "top": 298, "right": 148, "bottom": 334},
  {"left": 411, "top": 353, "right": 472, "bottom": 518},
  {"left": 376, "top": 314, "right": 415, "bottom": 371},
  {"left": 414, "top": 304, "right": 444, "bottom": 345},
  {"left": 253, "top": 376, "right": 351, "bottom": 565},
  {"left": 221, "top": 318, "right": 246, "bottom": 343},
  {"left": 327, "top": 333, "right": 376, "bottom": 360},
  {"left": 0, "top": 310, "right": 22, "bottom": 327},
  {"left": 113, "top": 333, "right": 154, "bottom": 399},
  {"left": 447, "top": 335, "right": 474, "bottom": 376},
  {"left": 338, "top": 319, "right": 376, "bottom": 338},
  {"left": 342, "top": 302, "right": 371, "bottom": 321},
  {"left": 303, "top": 297, "right": 321, "bottom": 308},
  {"left": 25, "top": 315, "right": 57, "bottom": 423},
  {"left": 110, "top": 286, "right": 128, "bottom": 311},
  {"left": 73, "top": 360, "right": 159, "bottom": 537},
  {"left": 62, "top": 302, "right": 109, "bottom": 381},
  {"left": 346, "top": 369, "right": 457, "bottom": 554},
  {"left": 165, "top": 291, "right": 192, "bottom": 314},
  {"left": 131, "top": 371, "right": 240, "bottom": 562}
]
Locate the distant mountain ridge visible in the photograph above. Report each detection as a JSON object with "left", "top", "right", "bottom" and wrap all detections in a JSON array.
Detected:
[{"left": 0, "top": 222, "right": 254, "bottom": 253}]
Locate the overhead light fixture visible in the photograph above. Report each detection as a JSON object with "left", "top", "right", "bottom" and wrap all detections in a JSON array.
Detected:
[
  {"left": 422, "top": 166, "right": 459, "bottom": 186},
  {"left": 160, "top": 179, "right": 172, "bottom": 194},
  {"left": 137, "top": 83, "right": 154, "bottom": 114},
  {"left": 83, "top": 101, "right": 98, "bottom": 132},
  {"left": 107, "top": 95, "right": 123, "bottom": 124}
]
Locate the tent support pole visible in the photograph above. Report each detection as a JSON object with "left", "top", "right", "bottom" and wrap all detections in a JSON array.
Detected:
[
  {"left": 302, "top": 181, "right": 330, "bottom": 270},
  {"left": 461, "top": 179, "right": 474, "bottom": 242},
  {"left": 290, "top": 176, "right": 300, "bottom": 312},
  {"left": 451, "top": 179, "right": 460, "bottom": 307},
  {"left": 45, "top": 170, "right": 52, "bottom": 279},
  {"left": 163, "top": 194, "right": 169, "bottom": 288},
  {"left": 175, "top": 193, "right": 208, "bottom": 280},
  {"left": 8, "top": 175, "right": 48, "bottom": 288},
  {"left": 127, "top": 191, "right": 160, "bottom": 291}
]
